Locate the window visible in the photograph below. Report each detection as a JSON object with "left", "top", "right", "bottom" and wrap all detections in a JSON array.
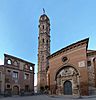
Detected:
[
  {"left": 87, "top": 61, "right": 91, "bottom": 66},
  {"left": 62, "top": 57, "right": 68, "bottom": 62},
  {"left": 24, "top": 73, "right": 29, "bottom": 79},
  {"left": 30, "top": 66, "right": 33, "bottom": 70},
  {"left": 13, "top": 71, "right": 18, "bottom": 79},
  {"left": 46, "top": 40, "right": 48, "bottom": 44},
  {"left": 0, "top": 72, "right": 1, "bottom": 80},
  {"left": 7, "top": 59, "right": 12, "bottom": 64},
  {"left": 5, "top": 78, "right": 10, "bottom": 83},
  {"left": 7, "top": 70, "right": 11, "bottom": 75},
  {"left": 42, "top": 56, "right": 44, "bottom": 61},
  {"left": 7, "top": 70, "right": 11, "bottom": 72},
  {"left": 25, "top": 64, "right": 29, "bottom": 70},
  {"left": 7, "top": 84, "right": 10, "bottom": 88},
  {"left": 14, "top": 61, "right": 18, "bottom": 66},
  {"left": 43, "top": 25, "right": 44, "bottom": 29},
  {"left": 42, "top": 39, "right": 44, "bottom": 43}
]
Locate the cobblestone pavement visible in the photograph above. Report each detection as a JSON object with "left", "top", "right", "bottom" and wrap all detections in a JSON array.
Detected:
[{"left": 0, "top": 95, "right": 96, "bottom": 100}]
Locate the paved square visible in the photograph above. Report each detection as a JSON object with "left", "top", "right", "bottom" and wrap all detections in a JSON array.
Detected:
[{"left": 0, "top": 95, "right": 96, "bottom": 100}]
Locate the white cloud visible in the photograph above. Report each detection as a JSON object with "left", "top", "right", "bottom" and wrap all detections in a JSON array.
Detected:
[{"left": 0, "top": 59, "right": 4, "bottom": 65}]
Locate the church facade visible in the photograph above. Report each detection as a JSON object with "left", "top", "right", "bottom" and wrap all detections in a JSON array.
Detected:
[{"left": 37, "top": 13, "right": 96, "bottom": 96}]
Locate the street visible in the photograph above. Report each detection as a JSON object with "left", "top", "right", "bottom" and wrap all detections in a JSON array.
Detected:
[{"left": 1, "top": 95, "right": 96, "bottom": 100}]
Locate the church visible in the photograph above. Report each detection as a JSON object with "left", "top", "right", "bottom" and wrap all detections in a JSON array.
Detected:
[{"left": 37, "top": 12, "right": 96, "bottom": 96}]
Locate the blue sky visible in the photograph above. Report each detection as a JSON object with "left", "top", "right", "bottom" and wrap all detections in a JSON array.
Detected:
[{"left": 0, "top": 0, "right": 96, "bottom": 86}]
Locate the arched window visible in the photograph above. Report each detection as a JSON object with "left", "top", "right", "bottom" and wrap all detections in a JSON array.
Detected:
[
  {"left": 42, "top": 39, "right": 44, "bottom": 43},
  {"left": 30, "top": 66, "right": 33, "bottom": 70},
  {"left": 7, "top": 59, "right": 12, "bottom": 65},
  {"left": 46, "top": 40, "right": 48, "bottom": 44},
  {"left": 43, "top": 25, "right": 44, "bottom": 29},
  {"left": 87, "top": 61, "right": 91, "bottom": 67},
  {"left": 42, "top": 56, "right": 44, "bottom": 61},
  {"left": 25, "top": 64, "right": 29, "bottom": 70},
  {"left": 14, "top": 61, "right": 18, "bottom": 66}
]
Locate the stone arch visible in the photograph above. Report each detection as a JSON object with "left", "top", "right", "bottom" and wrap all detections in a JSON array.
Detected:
[
  {"left": 55, "top": 64, "right": 80, "bottom": 95},
  {"left": 13, "top": 60, "right": 18, "bottom": 66},
  {"left": 7, "top": 59, "right": 12, "bottom": 65},
  {"left": 55, "top": 64, "right": 80, "bottom": 80}
]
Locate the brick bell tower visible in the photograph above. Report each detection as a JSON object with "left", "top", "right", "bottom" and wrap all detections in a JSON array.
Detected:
[{"left": 37, "top": 10, "right": 50, "bottom": 92}]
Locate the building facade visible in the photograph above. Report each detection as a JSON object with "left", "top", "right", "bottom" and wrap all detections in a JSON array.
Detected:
[
  {"left": 0, "top": 54, "right": 35, "bottom": 95},
  {"left": 37, "top": 13, "right": 96, "bottom": 96},
  {"left": 87, "top": 50, "right": 96, "bottom": 95},
  {"left": 47, "top": 38, "right": 89, "bottom": 96}
]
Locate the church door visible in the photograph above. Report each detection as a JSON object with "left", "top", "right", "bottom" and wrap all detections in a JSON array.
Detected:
[{"left": 64, "top": 80, "right": 72, "bottom": 95}]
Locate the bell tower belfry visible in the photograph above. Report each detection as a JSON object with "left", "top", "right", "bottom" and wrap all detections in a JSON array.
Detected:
[{"left": 37, "top": 10, "right": 50, "bottom": 91}]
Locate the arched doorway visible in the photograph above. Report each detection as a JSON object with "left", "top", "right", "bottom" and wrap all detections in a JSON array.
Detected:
[
  {"left": 13, "top": 86, "right": 19, "bottom": 95},
  {"left": 64, "top": 80, "right": 72, "bottom": 95},
  {"left": 55, "top": 66, "right": 79, "bottom": 95}
]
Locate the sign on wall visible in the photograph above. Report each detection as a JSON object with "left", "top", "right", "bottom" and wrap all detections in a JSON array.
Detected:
[{"left": 78, "top": 61, "right": 85, "bottom": 67}]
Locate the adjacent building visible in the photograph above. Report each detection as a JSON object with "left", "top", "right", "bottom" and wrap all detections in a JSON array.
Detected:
[{"left": 0, "top": 54, "right": 35, "bottom": 95}]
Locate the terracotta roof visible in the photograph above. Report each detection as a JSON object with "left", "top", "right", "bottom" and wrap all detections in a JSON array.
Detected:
[
  {"left": 87, "top": 50, "right": 96, "bottom": 53},
  {"left": 4, "top": 54, "right": 35, "bottom": 66},
  {"left": 48, "top": 38, "right": 89, "bottom": 59},
  {"left": 87, "top": 50, "right": 96, "bottom": 56}
]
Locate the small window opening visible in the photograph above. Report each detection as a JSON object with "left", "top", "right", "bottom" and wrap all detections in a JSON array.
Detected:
[
  {"left": 30, "top": 66, "right": 33, "bottom": 70},
  {"left": 14, "top": 61, "right": 18, "bottom": 66},
  {"left": 7, "top": 84, "right": 10, "bottom": 88},
  {"left": 43, "top": 25, "right": 44, "bottom": 29},
  {"left": 7, "top": 59, "right": 12, "bottom": 64},
  {"left": 87, "top": 61, "right": 91, "bottom": 66},
  {"left": 46, "top": 40, "right": 48, "bottom": 44},
  {"left": 42, "top": 39, "right": 44, "bottom": 43}
]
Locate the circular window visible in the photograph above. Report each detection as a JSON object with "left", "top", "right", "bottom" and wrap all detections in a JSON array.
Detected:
[{"left": 62, "top": 56, "right": 68, "bottom": 62}]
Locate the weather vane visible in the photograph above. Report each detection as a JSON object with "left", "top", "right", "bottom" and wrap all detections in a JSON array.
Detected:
[{"left": 43, "top": 8, "right": 45, "bottom": 14}]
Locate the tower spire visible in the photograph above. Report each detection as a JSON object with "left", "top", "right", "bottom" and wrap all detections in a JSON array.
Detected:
[{"left": 43, "top": 8, "right": 45, "bottom": 14}]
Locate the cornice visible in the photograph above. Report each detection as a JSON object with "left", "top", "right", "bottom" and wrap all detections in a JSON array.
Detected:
[
  {"left": 4, "top": 54, "right": 35, "bottom": 66},
  {"left": 48, "top": 38, "right": 89, "bottom": 59}
]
